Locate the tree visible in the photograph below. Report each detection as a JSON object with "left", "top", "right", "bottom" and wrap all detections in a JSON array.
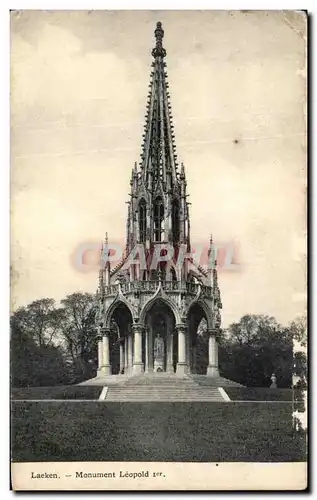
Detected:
[
  {"left": 16, "top": 298, "right": 64, "bottom": 347},
  {"left": 59, "top": 292, "right": 98, "bottom": 382},
  {"left": 219, "top": 315, "right": 293, "bottom": 387},
  {"left": 10, "top": 303, "right": 70, "bottom": 387},
  {"left": 288, "top": 315, "right": 307, "bottom": 389},
  {"left": 11, "top": 309, "right": 38, "bottom": 387},
  {"left": 289, "top": 315, "right": 307, "bottom": 348}
]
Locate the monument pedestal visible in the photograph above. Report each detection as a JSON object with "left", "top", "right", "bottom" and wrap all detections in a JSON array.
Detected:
[
  {"left": 176, "top": 362, "right": 188, "bottom": 375},
  {"left": 132, "top": 362, "right": 144, "bottom": 375},
  {"left": 98, "top": 364, "right": 111, "bottom": 376},
  {"left": 153, "top": 334, "right": 165, "bottom": 373},
  {"left": 154, "top": 358, "right": 164, "bottom": 373},
  {"left": 166, "top": 362, "right": 174, "bottom": 373},
  {"left": 207, "top": 365, "right": 219, "bottom": 377}
]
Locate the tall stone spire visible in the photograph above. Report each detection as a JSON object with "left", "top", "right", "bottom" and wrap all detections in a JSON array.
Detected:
[
  {"left": 140, "top": 21, "right": 179, "bottom": 191},
  {"left": 123, "top": 21, "right": 190, "bottom": 253}
]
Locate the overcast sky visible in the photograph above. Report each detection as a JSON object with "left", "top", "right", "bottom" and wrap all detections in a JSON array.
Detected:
[{"left": 11, "top": 10, "right": 306, "bottom": 326}]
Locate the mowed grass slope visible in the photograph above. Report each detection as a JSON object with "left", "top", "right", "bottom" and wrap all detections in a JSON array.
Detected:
[
  {"left": 11, "top": 386, "right": 297, "bottom": 401},
  {"left": 225, "top": 387, "right": 298, "bottom": 401},
  {"left": 11, "top": 386, "right": 102, "bottom": 400},
  {"left": 11, "top": 402, "right": 306, "bottom": 462}
]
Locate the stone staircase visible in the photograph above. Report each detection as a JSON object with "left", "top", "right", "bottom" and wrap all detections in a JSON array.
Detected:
[
  {"left": 105, "top": 374, "right": 226, "bottom": 402},
  {"left": 192, "top": 375, "right": 244, "bottom": 387}
]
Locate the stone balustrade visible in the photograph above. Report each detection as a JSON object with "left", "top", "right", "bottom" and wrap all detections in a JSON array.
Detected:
[{"left": 103, "top": 280, "right": 213, "bottom": 298}]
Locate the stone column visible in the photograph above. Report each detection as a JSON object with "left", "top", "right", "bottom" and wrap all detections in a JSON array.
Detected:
[
  {"left": 101, "top": 327, "right": 111, "bottom": 375},
  {"left": 165, "top": 316, "right": 174, "bottom": 373},
  {"left": 132, "top": 324, "right": 144, "bottom": 375},
  {"left": 128, "top": 334, "right": 133, "bottom": 376},
  {"left": 119, "top": 339, "right": 124, "bottom": 374},
  {"left": 186, "top": 332, "right": 191, "bottom": 374},
  {"left": 176, "top": 324, "right": 188, "bottom": 375},
  {"left": 166, "top": 333, "right": 174, "bottom": 373},
  {"left": 97, "top": 331, "right": 103, "bottom": 374},
  {"left": 124, "top": 336, "right": 128, "bottom": 375},
  {"left": 207, "top": 329, "right": 219, "bottom": 377},
  {"left": 145, "top": 327, "right": 149, "bottom": 373},
  {"left": 192, "top": 345, "right": 197, "bottom": 374},
  {"left": 148, "top": 324, "right": 154, "bottom": 372}
]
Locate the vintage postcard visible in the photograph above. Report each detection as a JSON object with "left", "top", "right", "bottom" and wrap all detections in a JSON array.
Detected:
[{"left": 10, "top": 10, "right": 307, "bottom": 491}]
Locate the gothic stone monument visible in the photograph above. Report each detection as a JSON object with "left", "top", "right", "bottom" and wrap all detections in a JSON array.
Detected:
[{"left": 95, "top": 22, "right": 222, "bottom": 377}]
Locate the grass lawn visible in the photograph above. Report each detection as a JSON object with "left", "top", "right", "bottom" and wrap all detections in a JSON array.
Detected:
[
  {"left": 11, "top": 386, "right": 300, "bottom": 402},
  {"left": 11, "top": 402, "right": 306, "bottom": 462},
  {"left": 225, "top": 387, "right": 300, "bottom": 401},
  {"left": 11, "top": 386, "right": 102, "bottom": 400}
]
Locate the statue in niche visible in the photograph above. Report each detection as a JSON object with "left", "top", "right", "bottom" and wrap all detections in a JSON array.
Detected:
[{"left": 154, "top": 333, "right": 165, "bottom": 361}]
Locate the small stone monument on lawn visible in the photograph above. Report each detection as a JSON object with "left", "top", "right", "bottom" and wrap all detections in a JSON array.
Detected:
[{"left": 270, "top": 373, "right": 277, "bottom": 388}]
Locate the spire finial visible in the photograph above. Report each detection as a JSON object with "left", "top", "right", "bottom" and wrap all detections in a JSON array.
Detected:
[
  {"left": 155, "top": 21, "right": 164, "bottom": 43},
  {"left": 105, "top": 232, "right": 108, "bottom": 245},
  {"left": 152, "top": 21, "right": 166, "bottom": 58}
]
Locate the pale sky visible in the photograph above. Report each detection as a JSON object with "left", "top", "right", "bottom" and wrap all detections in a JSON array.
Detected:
[{"left": 10, "top": 10, "right": 307, "bottom": 326}]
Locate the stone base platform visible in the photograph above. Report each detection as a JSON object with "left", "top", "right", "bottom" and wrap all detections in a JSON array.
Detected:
[
  {"left": 78, "top": 373, "right": 243, "bottom": 401},
  {"left": 79, "top": 372, "right": 243, "bottom": 387}
]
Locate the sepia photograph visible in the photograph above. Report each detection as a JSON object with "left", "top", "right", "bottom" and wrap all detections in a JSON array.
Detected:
[{"left": 10, "top": 9, "right": 307, "bottom": 490}]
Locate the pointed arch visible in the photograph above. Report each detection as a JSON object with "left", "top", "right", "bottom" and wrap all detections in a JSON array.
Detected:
[
  {"left": 153, "top": 196, "right": 164, "bottom": 242},
  {"left": 186, "top": 300, "right": 213, "bottom": 375},
  {"left": 139, "top": 198, "right": 147, "bottom": 243},
  {"left": 104, "top": 298, "right": 134, "bottom": 330},
  {"left": 139, "top": 296, "right": 181, "bottom": 326},
  {"left": 187, "top": 299, "right": 213, "bottom": 330}
]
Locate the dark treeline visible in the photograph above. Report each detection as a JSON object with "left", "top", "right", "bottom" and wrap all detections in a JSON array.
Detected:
[
  {"left": 196, "top": 314, "right": 307, "bottom": 388},
  {"left": 10, "top": 293, "right": 307, "bottom": 388},
  {"left": 11, "top": 294, "right": 98, "bottom": 387}
]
